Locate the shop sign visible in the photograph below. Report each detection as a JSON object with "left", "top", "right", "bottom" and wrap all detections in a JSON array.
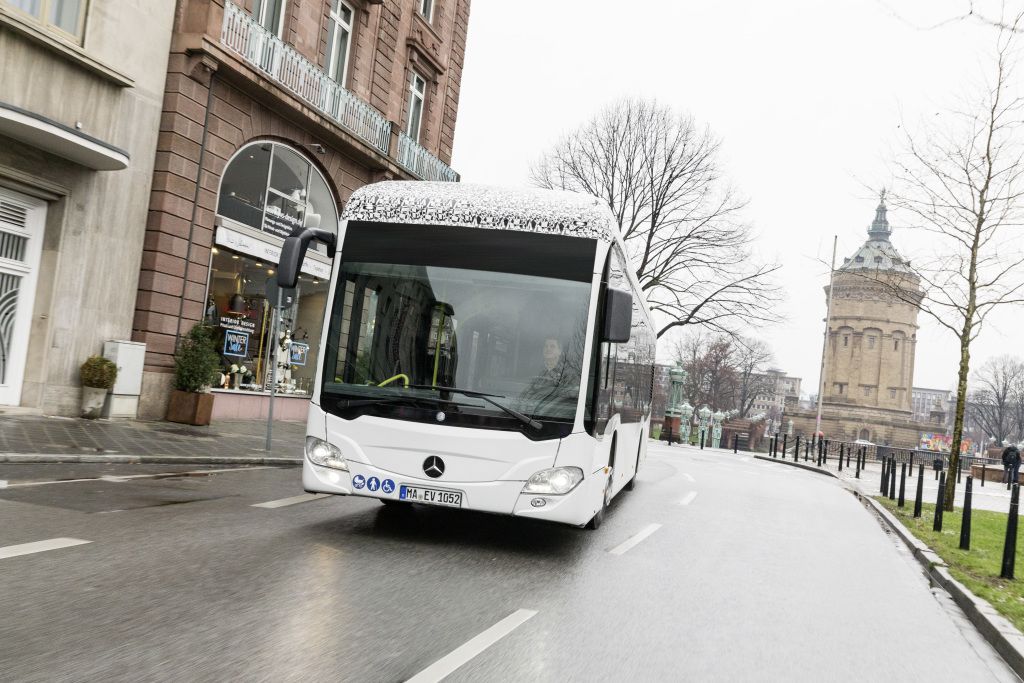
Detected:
[
  {"left": 262, "top": 206, "right": 304, "bottom": 240},
  {"left": 223, "top": 330, "right": 250, "bottom": 357},
  {"left": 220, "top": 317, "right": 257, "bottom": 334},
  {"left": 290, "top": 342, "right": 310, "bottom": 366},
  {"left": 215, "top": 226, "right": 331, "bottom": 279}
]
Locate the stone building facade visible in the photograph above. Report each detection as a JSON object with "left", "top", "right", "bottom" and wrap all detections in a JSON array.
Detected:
[
  {"left": 131, "top": 0, "right": 470, "bottom": 419},
  {"left": 790, "top": 196, "right": 927, "bottom": 447},
  {"left": 0, "top": 1, "right": 175, "bottom": 414}
]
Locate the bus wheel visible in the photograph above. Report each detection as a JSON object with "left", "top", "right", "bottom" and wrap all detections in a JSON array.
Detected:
[
  {"left": 625, "top": 443, "right": 642, "bottom": 491},
  {"left": 587, "top": 474, "right": 612, "bottom": 530}
]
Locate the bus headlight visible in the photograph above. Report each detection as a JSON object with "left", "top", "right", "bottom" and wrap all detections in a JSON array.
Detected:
[
  {"left": 522, "top": 467, "right": 584, "bottom": 495},
  {"left": 305, "top": 436, "right": 348, "bottom": 471}
]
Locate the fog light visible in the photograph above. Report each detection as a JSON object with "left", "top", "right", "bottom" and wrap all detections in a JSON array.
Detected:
[{"left": 530, "top": 497, "right": 547, "bottom": 508}]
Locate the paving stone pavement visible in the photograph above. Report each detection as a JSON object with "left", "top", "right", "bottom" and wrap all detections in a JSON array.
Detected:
[{"left": 0, "top": 414, "right": 304, "bottom": 460}]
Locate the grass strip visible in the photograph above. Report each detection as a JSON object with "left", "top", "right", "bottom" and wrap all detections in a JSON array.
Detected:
[{"left": 877, "top": 497, "right": 1024, "bottom": 632}]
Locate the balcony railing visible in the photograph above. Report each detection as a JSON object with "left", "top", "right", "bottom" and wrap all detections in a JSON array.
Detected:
[
  {"left": 397, "top": 131, "right": 459, "bottom": 182},
  {"left": 221, "top": 2, "right": 391, "bottom": 155}
]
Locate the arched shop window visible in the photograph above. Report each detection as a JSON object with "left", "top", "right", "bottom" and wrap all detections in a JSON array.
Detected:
[
  {"left": 206, "top": 141, "right": 337, "bottom": 397},
  {"left": 217, "top": 141, "right": 339, "bottom": 240}
]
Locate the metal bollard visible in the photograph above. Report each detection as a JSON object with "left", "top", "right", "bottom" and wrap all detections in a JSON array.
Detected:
[
  {"left": 981, "top": 462, "right": 986, "bottom": 487},
  {"left": 733, "top": 434, "right": 738, "bottom": 454},
  {"left": 805, "top": 439, "right": 810, "bottom": 462},
  {"left": 1001, "top": 484, "right": 1019, "bottom": 580},
  {"left": 881, "top": 457, "right": 889, "bottom": 494},
  {"left": 957, "top": 459, "right": 962, "bottom": 484},
  {"left": 839, "top": 443, "right": 844, "bottom": 472},
  {"left": 889, "top": 458, "right": 897, "bottom": 500},
  {"left": 823, "top": 440, "right": 828, "bottom": 465},
  {"left": 782, "top": 433, "right": 788, "bottom": 461},
  {"left": 960, "top": 476, "right": 973, "bottom": 551},
  {"left": 794, "top": 435, "right": 801, "bottom": 462},
  {"left": 909, "top": 452, "right": 914, "bottom": 477},
  {"left": 933, "top": 471, "right": 946, "bottom": 532},
  {"left": 914, "top": 463, "right": 924, "bottom": 518},
  {"left": 855, "top": 447, "right": 861, "bottom": 478},
  {"left": 898, "top": 462, "right": 907, "bottom": 507},
  {"left": 845, "top": 445, "right": 851, "bottom": 469},
  {"left": 700, "top": 430, "right": 705, "bottom": 450},
  {"left": 817, "top": 439, "right": 823, "bottom": 467}
]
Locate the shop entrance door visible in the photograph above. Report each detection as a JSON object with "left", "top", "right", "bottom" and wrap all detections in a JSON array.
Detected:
[{"left": 0, "top": 188, "right": 45, "bottom": 406}]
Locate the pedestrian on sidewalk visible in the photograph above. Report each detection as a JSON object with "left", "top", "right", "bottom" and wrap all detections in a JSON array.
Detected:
[
  {"left": 1003, "top": 445, "right": 1015, "bottom": 483},
  {"left": 1008, "top": 444, "right": 1022, "bottom": 486}
]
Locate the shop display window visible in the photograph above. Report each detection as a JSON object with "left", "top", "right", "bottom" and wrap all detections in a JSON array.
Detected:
[{"left": 204, "top": 248, "right": 329, "bottom": 396}]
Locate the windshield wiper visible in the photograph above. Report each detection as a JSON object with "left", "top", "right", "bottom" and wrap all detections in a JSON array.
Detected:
[
  {"left": 335, "top": 396, "right": 442, "bottom": 410},
  {"left": 405, "top": 384, "right": 542, "bottom": 430}
]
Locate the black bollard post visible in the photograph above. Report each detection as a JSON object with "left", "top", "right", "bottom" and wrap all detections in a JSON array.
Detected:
[
  {"left": 700, "top": 430, "right": 705, "bottom": 450},
  {"left": 805, "top": 439, "right": 810, "bottom": 462},
  {"left": 817, "top": 439, "right": 823, "bottom": 467},
  {"left": 933, "top": 471, "right": 946, "bottom": 532},
  {"left": 889, "top": 458, "right": 897, "bottom": 500},
  {"left": 794, "top": 435, "right": 801, "bottom": 462},
  {"left": 981, "top": 462, "right": 986, "bottom": 487},
  {"left": 957, "top": 458, "right": 962, "bottom": 484},
  {"left": 839, "top": 443, "right": 844, "bottom": 472},
  {"left": 1001, "top": 484, "right": 1019, "bottom": 580},
  {"left": 845, "top": 445, "right": 851, "bottom": 469},
  {"left": 733, "top": 434, "right": 738, "bottom": 454},
  {"left": 855, "top": 447, "right": 861, "bottom": 478},
  {"left": 909, "top": 452, "right": 914, "bottom": 478},
  {"left": 960, "top": 476, "right": 973, "bottom": 551},
  {"left": 823, "top": 440, "right": 829, "bottom": 465},
  {"left": 881, "top": 457, "right": 889, "bottom": 494},
  {"left": 898, "top": 463, "right": 907, "bottom": 507},
  {"left": 782, "top": 433, "right": 788, "bottom": 461},
  {"left": 914, "top": 464, "right": 924, "bottom": 518}
]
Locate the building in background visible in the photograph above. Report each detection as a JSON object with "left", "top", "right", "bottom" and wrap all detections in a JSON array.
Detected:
[
  {"left": 0, "top": 0, "right": 175, "bottom": 414},
  {"left": 131, "top": 0, "right": 471, "bottom": 420},
  {"left": 748, "top": 369, "right": 800, "bottom": 421},
  {"left": 790, "top": 195, "right": 928, "bottom": 446},
  {"left": 911, "top": 386, "right": 953, "bottom": 427}
]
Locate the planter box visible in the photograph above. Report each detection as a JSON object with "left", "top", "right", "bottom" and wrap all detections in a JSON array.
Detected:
[{"left": 165, "top": 390, "right": 215, "bottom": 426}]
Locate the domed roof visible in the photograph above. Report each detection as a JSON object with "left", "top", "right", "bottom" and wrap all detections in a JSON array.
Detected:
[{"left": 839, "top": 192, "right": 914, "bottom": 274}]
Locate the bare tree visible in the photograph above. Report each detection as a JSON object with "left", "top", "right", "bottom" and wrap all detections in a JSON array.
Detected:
[
  {"left": 671, "top": 332, "right": 738, "bottom": 411},
  {"left": 969, "top": 355, "right": 1024, "bottom": 445},
  {"left": 871, "top": 16, "right": 1024, "bottom": 509},
  {"left": 531, "top": 98, "right": 780, "bottom": 339},
  {"left": 734, "top": 338, "right": 777, "bottom": 418}
]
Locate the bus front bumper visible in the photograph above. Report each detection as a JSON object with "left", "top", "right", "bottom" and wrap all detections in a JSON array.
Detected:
[{"left": 303, "top": 460, "right": 602, "bottom": 527}]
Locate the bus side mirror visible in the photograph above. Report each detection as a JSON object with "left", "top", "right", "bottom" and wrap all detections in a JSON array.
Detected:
[
  {"left": 277, "top": 228, "right": 337, "bottom": 289},
  {"left": 601, "top": 288, "right": 632, "bottom": 343}
]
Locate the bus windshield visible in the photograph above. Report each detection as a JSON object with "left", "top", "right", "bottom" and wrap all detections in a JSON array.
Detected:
[{"left": 320, "top": 222, "right": 597, "bottom": 433}]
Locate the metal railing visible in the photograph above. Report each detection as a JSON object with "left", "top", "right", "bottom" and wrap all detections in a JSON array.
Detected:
[
  {"left": 221, "top": 2, "right": 391, "bottom": 155},
  {"left": 397, "top": 131, "right": 459, "bottom": 182}
]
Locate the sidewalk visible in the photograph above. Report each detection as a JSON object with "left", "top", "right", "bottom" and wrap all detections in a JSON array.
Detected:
[{"left": 0, "top": 414, "right": 304, "bottom": 464}]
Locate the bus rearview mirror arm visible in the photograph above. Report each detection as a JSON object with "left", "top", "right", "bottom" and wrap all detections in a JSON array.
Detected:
[
  {"left": 601, "top": 288, "right": 632, "bottom": 343},
  {"left": 277, "top": 227, "right": 337, "bottom": 289}
]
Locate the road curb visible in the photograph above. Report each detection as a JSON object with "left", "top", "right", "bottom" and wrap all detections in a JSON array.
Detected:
[
  {"left": 854, "top": 490, "right": 1024, "bottom": 678},
  {"left": 753, "top": 455, "right": 838, "bottom": 478},
  {"left": 0, "top": 453, "right": 301, "bottom": 466}
]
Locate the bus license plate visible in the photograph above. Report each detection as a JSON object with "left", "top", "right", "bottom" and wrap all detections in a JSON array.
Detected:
[{"left": 399, "top": 485, "right": 462, "bottom": 507}]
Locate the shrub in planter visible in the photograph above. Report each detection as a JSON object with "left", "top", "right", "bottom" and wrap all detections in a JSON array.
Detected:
[
  {"left": 166, "top": 323, "right": 221, "bottom": 426},
  {"left": 79, "top": 356, "right": 117, "bottom": 419}
]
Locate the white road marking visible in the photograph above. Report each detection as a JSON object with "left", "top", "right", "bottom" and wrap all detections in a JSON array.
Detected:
[
  {"left": 608, "top": 523, "right": 663, "bottom": 555},
  {"left": 681, "top": 473, "right": 695, "bottom": 483},
  {"left": 0, "top": 538, "right": 91, "bottom": 560},
  {"left": 0, "top": 480, "right": 6, "bottom": 488},
  {"left": 5, "top": 467, "right": 275, "bottom": 488},
  {"left": 741, "top": 457, "right": 751, "bottom": 462},
  {"left": 407, "top": 609, "right": 537, "bottom": 683},
  {"left": 678, "top": 491, "right": 698, "bottom": 506},
  {"left": 251, "top": 493, "right": 329, "bottom": 508}
]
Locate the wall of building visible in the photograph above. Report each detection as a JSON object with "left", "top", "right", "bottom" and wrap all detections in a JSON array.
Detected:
[{"left": 0, "top": 1, "right": 176, "bottom": 414}]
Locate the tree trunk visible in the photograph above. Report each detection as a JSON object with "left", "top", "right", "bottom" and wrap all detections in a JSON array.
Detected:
[{"left": 945, "top": 336, "right": 972, "bottom": 511}]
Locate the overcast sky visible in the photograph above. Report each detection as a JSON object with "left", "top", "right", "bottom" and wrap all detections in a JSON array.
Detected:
[{"left": 451, "top": 0, "right": 1019, "bottom": 395}]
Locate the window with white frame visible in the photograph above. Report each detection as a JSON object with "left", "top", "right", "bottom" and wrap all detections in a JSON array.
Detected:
[
  {"left": 406, "top": 70, "right": 426, "bottom": 142},
  {"left": 253, "top": 0, "right": 286, "bottom": 37},
  {"left": 5, "top": 0, "right": 87, "bottom": 41},
  {"left": 325, "top": 0, "right": 353, "bottom": 86},
  {"left": 419, "top": 0, "right": 433, "bottom": 22}
]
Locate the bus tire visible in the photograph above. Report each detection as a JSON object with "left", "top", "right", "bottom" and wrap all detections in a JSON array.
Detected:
[
  {"left": 586, "top": 473, "right": 613, "bottom": 530},
  {"left": 625, "top": 441, "right": 642, "bottom": 491}
]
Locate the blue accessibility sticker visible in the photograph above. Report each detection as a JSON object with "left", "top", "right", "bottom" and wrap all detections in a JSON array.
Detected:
[
  {"left": 352, "top": 474, "right": 366, "bottom": 489},
  {"left": 381, "top": 478, "right": 395, "bottom": 495},
  {"left": 367, "top": 476, "right": 380, "bottom": 492}
]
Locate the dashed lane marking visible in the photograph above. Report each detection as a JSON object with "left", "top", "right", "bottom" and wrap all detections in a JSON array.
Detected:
[
  {"left": 679, "top": 491, "right": 698, "bottom": 506},
  {"left": 608, "top": 523, "right": 663, "bottom": 555},
  {"left": 406, "top": 609, "right": 538, "bottom": 683},
  {"left": 4, "top": 467, "right": 276, "bottom": 488},
  {"left": 681, "top": 473, "right": 695, "bottom": 483},
  {"left": 252, "top": 493, "right": 329, "bottom": 508},
  {"left": 0, "top": 538, "right": 91, "bottom": 560}
]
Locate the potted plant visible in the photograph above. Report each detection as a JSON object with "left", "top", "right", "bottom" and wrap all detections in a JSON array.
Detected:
[
  {"left": 166, "top": 323, "right": 221, "bottom": 426},
  {"left": 80, "top": 355, "right": 118, "bottom": 419}
]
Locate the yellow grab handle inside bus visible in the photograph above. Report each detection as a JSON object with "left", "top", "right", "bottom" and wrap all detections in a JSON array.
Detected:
[{"left": 378, "top": 373, "right": 410, "bottom": 388}]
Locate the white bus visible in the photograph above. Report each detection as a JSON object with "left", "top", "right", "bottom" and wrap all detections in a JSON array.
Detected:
[{"left": 277, "top": 182, "right": 656, "bottom": 529}]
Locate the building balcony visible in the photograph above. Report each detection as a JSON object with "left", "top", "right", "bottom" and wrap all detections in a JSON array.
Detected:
[{"left": 220, "top": 1, "right": 457, "bottom": 182}]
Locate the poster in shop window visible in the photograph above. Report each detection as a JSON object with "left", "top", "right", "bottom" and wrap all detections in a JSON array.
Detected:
[
  {"left": 290, "top": 342, "right": 309, "bottom": 366},
  {"left": 224, "top": 330, "right": 250, "bottom": 358}
]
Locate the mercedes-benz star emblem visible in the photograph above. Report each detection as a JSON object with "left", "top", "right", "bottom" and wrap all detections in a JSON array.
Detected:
[{"left": 423, "top": 456, "right": 445, "bottom": 478}]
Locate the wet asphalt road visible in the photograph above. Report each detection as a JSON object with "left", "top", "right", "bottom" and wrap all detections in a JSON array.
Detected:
[{"left": 0, "top": 443, "right": 1018, "bottom": 682}]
